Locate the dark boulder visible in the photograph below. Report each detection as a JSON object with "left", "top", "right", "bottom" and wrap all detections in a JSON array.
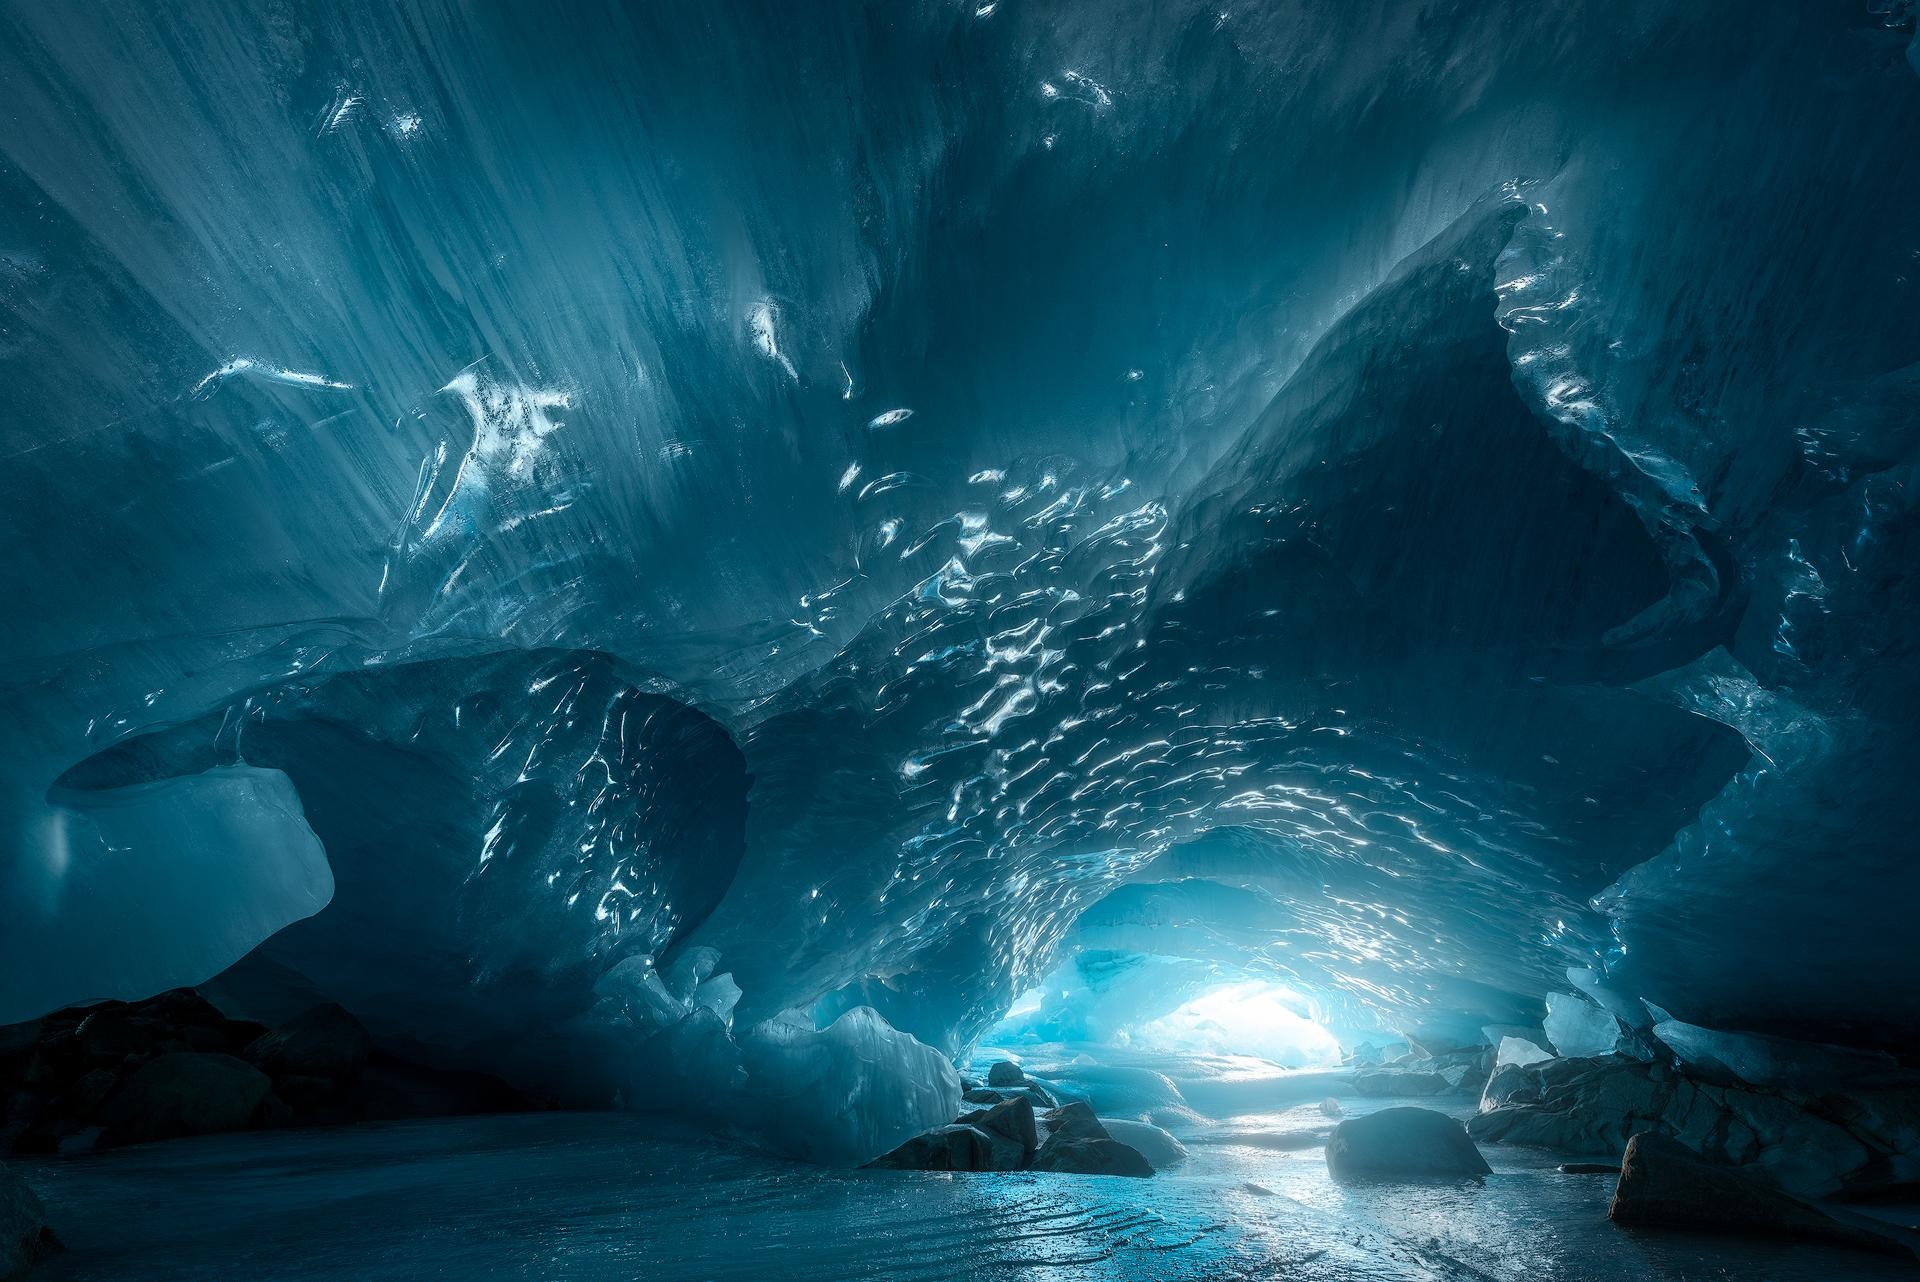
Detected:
[
  {"left": 1326, "top": 1106, "right": 1491, "bottom": 1180},
  {"left": 1468, "top": 1052, "right": 1909, "bottom": 1197},
  {"left": 244, "top": 1003, "right": 372, "bottom": 1080},
  {"left": 1016, "top": 1081, "right": 1059, "bottom": 1109},
  {"left": 1102, "top": 1117, "right": 1189, "bottom": 1169},
  {"left": 1480, "top": 1061, "right": 1542, "bottom": 1110},
  {"left": 3, "top": 989, "right": 531, "bottom": 1154},
  {"left": 1609, "top": 1132, "right": 1919, "bottom": 1259},
  {"left": 986, "top": 1060, "right": 1026, "bottom": 1088},
  {"left": 1041, "top": 1100, "right": 1108, "bottom": 1144},
  {"left": 1030, "top": 1102, "right": 1155, "bottom": 1176},
  {"left": 1030, "top": 1136, "right": 1155, "bottom": 1177},
  {"left": 864, "top": 1124, "right": 996, "bottom": 1171},
  {"left": 1, "top": 1166, "right": 58, "bottom": 1280},
  {"left": 959, "top": 1096, "right": 1038, "bottom": 1159},
  {"left": 98, "top": 1052, "right": 271, "bottom": 1146}
]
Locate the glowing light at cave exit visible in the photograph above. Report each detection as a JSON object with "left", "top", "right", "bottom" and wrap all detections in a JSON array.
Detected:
[{"left": 1134, "top": 981, "right": 1343, "bottom": 1067}]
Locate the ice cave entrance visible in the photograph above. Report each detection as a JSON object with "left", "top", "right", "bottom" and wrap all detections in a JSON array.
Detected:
[
  {"left": 1133, "top": 981, "right": 1343, "bottom": 1067},
  {"left": 994, "top": 974, "right": 1344, "bottom": 1069}
]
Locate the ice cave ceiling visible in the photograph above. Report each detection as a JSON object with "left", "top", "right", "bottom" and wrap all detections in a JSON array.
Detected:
[{"left": 3, "top": 0, "right": 1920, "bottom": 1151}]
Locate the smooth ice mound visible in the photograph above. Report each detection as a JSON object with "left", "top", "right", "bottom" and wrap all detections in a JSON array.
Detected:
[{"left": 3, "top": 0, "right": 1920, "bottom": 1163}]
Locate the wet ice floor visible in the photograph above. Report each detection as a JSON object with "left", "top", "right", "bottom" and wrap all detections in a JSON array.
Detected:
[{"left": 18, "top": 1099, "right": 1919, "bottom": 1280}]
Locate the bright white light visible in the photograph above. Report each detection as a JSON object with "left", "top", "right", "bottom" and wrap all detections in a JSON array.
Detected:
[{"left": 1134, "top": 981, "right": 1342, "bottom": 1067}]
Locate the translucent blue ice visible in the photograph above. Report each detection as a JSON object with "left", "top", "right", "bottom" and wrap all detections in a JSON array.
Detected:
[{"left": 3, "top": 0, "right": 1918, "bottom": 1160}]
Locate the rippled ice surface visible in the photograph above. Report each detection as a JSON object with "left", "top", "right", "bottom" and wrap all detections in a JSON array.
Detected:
[{"left": 20, "top": 1102, "right": 1917, "bottom": 1281}]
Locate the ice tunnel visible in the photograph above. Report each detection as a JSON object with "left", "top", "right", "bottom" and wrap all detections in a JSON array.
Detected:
[{"left": 4, "top": 1, "right": 1920, "bottom": 1278}]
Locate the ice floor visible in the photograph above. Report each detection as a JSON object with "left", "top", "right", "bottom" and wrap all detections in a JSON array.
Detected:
[{"left": 18, "top": 1074, "right": 1920, "bottom": 1282}]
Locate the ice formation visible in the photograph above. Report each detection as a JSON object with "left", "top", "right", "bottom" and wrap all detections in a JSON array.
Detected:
[
  {"left": 1542, "top": 993, "right": 1624, "bottom": 1060},
  {"left": 3, "top": 0, "right": 1919, "bottom": 1164}
]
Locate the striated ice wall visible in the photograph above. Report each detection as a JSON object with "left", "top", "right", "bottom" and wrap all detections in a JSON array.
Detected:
[{"left": 3, "top": 0, "right": 1919, "bottom": 1159}]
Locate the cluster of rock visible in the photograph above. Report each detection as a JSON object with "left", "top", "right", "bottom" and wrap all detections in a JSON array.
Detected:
[
  {"left": 865, "top": 1061, "right": 1154, "bottom": 1178},
  {"left": 1470, "top": 1050, "right": 1920, "bottom": 1199},
  {"left": 1609, "top": 1132, "right": 1920, "bottom": 1260},
  {"left": 0, "top": 989, "right": 526, "bottom": 1155},
  {"left": 1350, "top": 1038, "right": 1494, "bottom": 1100},
  {"left": 966, "top": 1057, "right": 1064, "bottom": 1109},
  {"left": 1, "top": 1165, "right": 57, "bottom": 1280},
  {"left": 1317, "top": 1101, "right": 1919, "bottom": 1260}
]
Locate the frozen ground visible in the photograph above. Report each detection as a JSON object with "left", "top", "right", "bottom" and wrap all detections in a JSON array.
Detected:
[{"left": 18, "top": 1081, "right": 1918, "bottom": 1281}]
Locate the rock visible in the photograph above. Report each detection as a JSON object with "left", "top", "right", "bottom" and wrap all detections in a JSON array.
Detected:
[
  {"left": 1480, "top": 1062, "right": 1542, "bottom": 1110},
  {"left": 1018, "top": 1081, "right": 1059, "bottom": 1109},
  {"left": 4, "top": 990, "right": 530, "bottom": 1154},
  {"left": 1, "top": 1166, "right": 58, "bottom": 1280},
  {"left": 864, "top": 1124, "right": 996, "bottom": 1172},
  {"left": 1319, "top": 1097, "right": 1344, "bottom": 1117},
  {"left": 142, "top": 988, "right": 236, "bottom": 1031},
  {"left": 864, "top": 1090, "right": 1156, "bottom": 1177},
  {"left": 959, "top": 1096, "right": 1038, "bottom": 1155},
  {"left": 98, "top": 1052, "right": 272, "bottom": 1146},
  {"left": 67, "top": 1005, "right": 152, "bottom": 1063},
  {"left": 0, "top": 1023, "right": 40, "bottom": 1062},
  {"left": 1041, "top": 1101, "right": 1108, "bottom": 1144},
  {"left": 244, "top": 1003, "right": 372, "bottom": 1080},
  {"left": 959, "top": 1081, "right": 1055, "bottom": 1111},
  {"left": 63, "top": 1068, "right": 120, "bottom": 1121},
  {"left": 986, "top": 1060, "right": 1026, "bottom": 1088},
  {"left": 1032, "top": 1101, "right": 1153, "bottom": 1174},
  {"left": 1610, "top": 1132, "right": 1919, "bottom": 1259},
  {"left": 1326, "top": 1106, "right": 1492, "bottom": 1180},
  {"left": 1031, "top": 1137, "right": 1154, "bottom": 1177},
  {"left": 1470, "top": 1105, "right": 1607, "bottom": 1153},
  {"left": 957, "top": 1097, "right": 1036, "bottom": 1170},
  {"left": 1559, "top": 1162, "right": 1619, "bottom": 1174},
  {"left": 252, "top": 1092, "right": 297, "bottom": 1129},
  {"left": 1722, "top": 1088, "right": 1872, "bottom": 1195},
  {"left": 1101, "top": 1118, "right": 1188, "bottom": 1169},
  {"left": 1469, "top": 1052, "right": 1920, "bottom": 1199}
]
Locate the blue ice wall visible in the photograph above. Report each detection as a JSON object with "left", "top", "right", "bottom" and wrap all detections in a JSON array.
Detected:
[{"left": 3, "top": 0, "right": 1920, "bottom": 1156}]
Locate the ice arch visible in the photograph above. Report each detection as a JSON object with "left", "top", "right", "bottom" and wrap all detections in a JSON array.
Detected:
[{"left": 23, "top": 649, "right": 750, "bottom": 1087}]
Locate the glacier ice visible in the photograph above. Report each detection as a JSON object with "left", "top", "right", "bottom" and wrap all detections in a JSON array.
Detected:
[
  {"left": 1496, "top": 1037, "right": 1555, "bottom": 1070},
  {"left": 2, "top": 0, "right": 1920, "bottom": 1164},
  {"left": 1542, "top": 993, "right": 1624, "bottom": 1060}
]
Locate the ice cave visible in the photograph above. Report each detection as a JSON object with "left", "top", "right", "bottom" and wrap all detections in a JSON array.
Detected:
[{"left": 3, "top": 2, "right": 1920, "bottom": 1279}]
